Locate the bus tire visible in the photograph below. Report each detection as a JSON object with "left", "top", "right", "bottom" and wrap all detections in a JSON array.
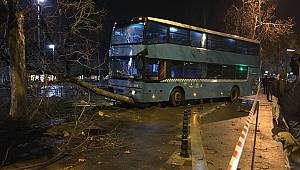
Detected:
[
  {"left": 230, "top": 86, "right": 240, "bottom": 103},
  {"left": 169, "top": 88, "right": 185, "bottom": 107}
]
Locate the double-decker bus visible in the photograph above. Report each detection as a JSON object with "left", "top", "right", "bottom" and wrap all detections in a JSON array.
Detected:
[{"left": 108, "top": 17, "right": 260, "bottom": 106}]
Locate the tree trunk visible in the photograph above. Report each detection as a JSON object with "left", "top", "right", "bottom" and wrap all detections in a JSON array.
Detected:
[
  {"left": 8, "top": 10, "right": 27, "bottom": 120},
  {"left": 60, "top": 75, "right": 135, "bottom": 104},
  {"left": 252, "top": 16, "right": 258, "bottom": 39}
]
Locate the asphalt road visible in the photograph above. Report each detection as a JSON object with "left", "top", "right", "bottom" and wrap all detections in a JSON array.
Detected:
[
  {"left": 3, "top": 100, "right": 254, "bottom": 170},
  {"left": 46, "top": 100, "right": 250, "bottom": 170}
]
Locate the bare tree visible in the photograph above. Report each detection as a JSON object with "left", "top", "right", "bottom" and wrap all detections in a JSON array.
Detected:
[
  {"left": 0, "top": 0, "right": 27, "bottom": 120},
  {"left": 0, "top": 0, "right": 134, "bottom": 121},
  {"left": 224, "top": 0, "right": 295, "bottom": 71}
]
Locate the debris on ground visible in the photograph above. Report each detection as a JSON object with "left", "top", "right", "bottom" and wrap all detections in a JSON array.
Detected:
[
  {"left": 78, "top": 158, "right": 86, "bottom": 163},
  {"left": 84, "top": 125, "right": 107, "bottom": 135},
  {"left": 63, "top": 165, "right": 74, "bottom": 169},
  {"left": 207, "top": 160, "right": 214, "bottom": 165},
  {"left": 97, "top": 111, "right": 105, "bottom": 117},
  {"left": 63, "top": 131, "right": 70, "bottom": 138},
  {"left": 124, "top": 150, "right": 131, "bottom": 154}
]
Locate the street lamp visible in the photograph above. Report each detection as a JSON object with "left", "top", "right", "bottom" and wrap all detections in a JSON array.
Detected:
[
  {"left": 285, "top": 48, "right": 296, "bottom": 75},
  {"left": 37, "top": 0, "right": 45, "bottom": 52},
  {"left": 287, "top": 48, "right": 300, "bottom": 78},
  {"left": 287, "top": 48, "right": 296, "bottom": 52},
  {"left": 48, "top": 44, "right": 55, "bottom": 61}
]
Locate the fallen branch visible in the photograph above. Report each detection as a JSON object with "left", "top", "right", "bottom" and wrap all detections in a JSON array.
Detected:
[{"left": 59, "top": 75, "right": 135, "bottom": 104}]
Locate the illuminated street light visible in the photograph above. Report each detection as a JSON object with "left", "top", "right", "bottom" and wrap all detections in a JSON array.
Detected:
[
  {"left": 284, "top": 48, "right": 296, "bottom": 74},
  {"left": 37, "top": 0, "right": 47, "bottom": 50},
  {"left": 287, "top": 48, "right": 296, "bottom": 52},
  {"left": 37, "top": 0, "right": 46, "bottom": 54},
  {"left": 48, "top": 44, "right": 55, "bottom": 49},
  {"left": 48, "top": 44, "right": 55, "bottom": 61}
]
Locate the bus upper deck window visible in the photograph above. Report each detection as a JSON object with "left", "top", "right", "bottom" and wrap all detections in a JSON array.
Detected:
[
  {"left": 111, "top": 23, "right": 144, "bottom": 45},
  {"left": 190, "top": 31, "right": 204, "bottom": 47},
  {"left": 169, "top": 27, "right": 189, "bottom": 45},
  {"left": 146, "top": 22, "right": 168, "bottom": 44}
]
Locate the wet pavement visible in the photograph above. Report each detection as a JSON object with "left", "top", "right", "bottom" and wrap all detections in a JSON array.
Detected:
[
  {"left": 1, "top": 97, "right": 288, "bottom": 170},
  {"left": 198, "top": 95, "right": 288, "bottom": 170},
  {"left": 197, "top": 102, "right": 250, "bottom": 169},
  {"left": 45, "top": 104, "right": 192, "bottom": 170}
]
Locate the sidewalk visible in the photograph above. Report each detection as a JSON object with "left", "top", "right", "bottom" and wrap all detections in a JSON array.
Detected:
[{"left": 246, "top": 92, "right": 288, "bottom": 169}]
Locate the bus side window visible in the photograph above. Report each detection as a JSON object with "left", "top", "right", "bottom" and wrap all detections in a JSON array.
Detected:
[
  {"left": 169, "top": 61, "right": 184, "bottom": 78},
  {"left": 224, "top": 38, "right": 237, "bottom": 53},
  {"left": 222, "top": 65, "right": 235, "bottom": 79},
  {"left": 146, "top": 22, "right": 168, "bottom": 44},
  {"left": 207, "top": 34, "right": 224, "bottom": 51},
  {"left": 248, "top": 43, "right": 259, "bottom": 56},
  {"left": 207, "top": 63, "right": 223, "bottom": 79},
  {"left": 145, "top": 58, "right": 159, "bottom": 81},
  {"left": 184, "top": 62, "right": 207, "bottom": 79},
  {"left": 169, "top": 27, "right": 189, "bottom": 45},
  {"left": 190, "top": 31, "right": 204, "bottom": 48},
  {"left": 235, "top": 66, "right": 248, "bottom": 79},
  {"left": 236, "top": 40, "right": 259, "bottom": 56}
]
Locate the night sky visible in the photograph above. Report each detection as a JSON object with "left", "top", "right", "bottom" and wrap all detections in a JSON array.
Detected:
[
  {"left": 96, "top": 0, "right": 300, "bottom": 53},
  {"left": 96, "top": 0, "right": 231, "bottom": 53},
  {"left": 277, "top": 0, "right": 300, "bottom": 31},
  {"left": 97, "top": 0, "right": 229, "bottom": 29}
]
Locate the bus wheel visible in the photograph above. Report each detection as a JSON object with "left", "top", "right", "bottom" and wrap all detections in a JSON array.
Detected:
[
  {"left": 230, "top": 86, "right": 240, "bottom": 103},
  {"left": 170, "top": 88, "right": 184, "bottom": 107}
]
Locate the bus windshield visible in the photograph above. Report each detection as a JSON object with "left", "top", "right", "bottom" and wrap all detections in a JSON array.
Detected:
[
  {"left": 111, "top": 23, "right": 144, "bottom": 45},
  {"left": 110, "top": 56, "right": 143, "bottom": 79}
]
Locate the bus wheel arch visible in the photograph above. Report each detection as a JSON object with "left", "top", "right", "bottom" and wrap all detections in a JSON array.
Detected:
[
  {"left": 230, "top": 86, "right": 240, "bottom": 103},
  {"left": 169, "top": 86, "right": 185, "bottom": 107}
]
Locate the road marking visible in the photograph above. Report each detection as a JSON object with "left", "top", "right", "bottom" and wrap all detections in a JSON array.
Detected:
[
  {"left": 190, "top": 114, "right": 208, "bottom": 170},
  {"left": 196, "top": 103, "right": 227, "bottom": 118}
]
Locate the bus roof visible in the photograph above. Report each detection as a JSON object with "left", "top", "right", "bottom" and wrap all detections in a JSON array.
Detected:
[{"left": 146, "top": 17, "right": 260, "bottom": 44}]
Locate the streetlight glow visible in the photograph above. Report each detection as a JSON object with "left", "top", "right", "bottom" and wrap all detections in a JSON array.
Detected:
[
  {"left": 48, "top": 44, "right": 55, "bottom": 61},
  {"left": 287, "top": 48, "right": 295, "bottom": 52},
  {"left": 48, "top": 44, "right": 55, "bottom": 49},
  {"left": 38, "top": 0, "right": 45, "bottom": 3}
]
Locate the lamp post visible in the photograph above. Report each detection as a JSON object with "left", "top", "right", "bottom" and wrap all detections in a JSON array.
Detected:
[
  {"left": 37, "top": 0, "right": 45, "bottom": 52},
  {"left": 286, "top": 49, "right": 296, "bottom": 69},
  {"left": 48, "top": 44, "right": 55, "bottom": 61},
  {"left": 287, "top": 49, "right": 296, "bottom": 52},
  {"left": 287, "top": 48, "right": 299, "bottom": 78}
]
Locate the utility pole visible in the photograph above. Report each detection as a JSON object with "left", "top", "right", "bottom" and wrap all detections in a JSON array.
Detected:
[
  {"left": 37, "top": 0, "right": 41, "bottom": 53},
  {"left": 98, "top": 51, "right": 101, "bottom": 82}
]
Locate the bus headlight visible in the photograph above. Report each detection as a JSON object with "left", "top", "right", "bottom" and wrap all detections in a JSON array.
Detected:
[{"left": 131, "top": 90, "right": 136, "bottom": 95}]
